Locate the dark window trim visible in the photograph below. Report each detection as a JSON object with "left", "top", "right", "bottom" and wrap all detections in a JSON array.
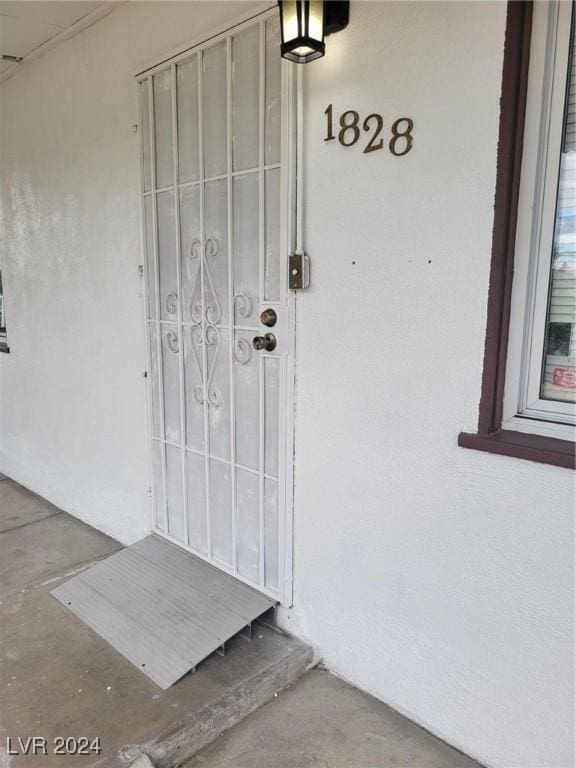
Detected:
[
  {"left": 457, "top": 0, "right": 575, "bottom": 470},
  {"left": 459, "top": 429, "right": 574, "bottom": 470}
]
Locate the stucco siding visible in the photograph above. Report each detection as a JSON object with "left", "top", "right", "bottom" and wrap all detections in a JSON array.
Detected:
[{"left": 0, "top": 3, "right": 573, "bottom": 767}]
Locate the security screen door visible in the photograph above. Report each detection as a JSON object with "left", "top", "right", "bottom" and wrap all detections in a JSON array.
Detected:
[{"left": 137, "top": 11, "right": 295, "bottom": 603}]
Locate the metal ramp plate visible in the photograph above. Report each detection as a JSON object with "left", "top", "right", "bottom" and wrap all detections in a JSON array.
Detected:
[{"left": 51, "top": 534, "right": 276, "bottom": 689}]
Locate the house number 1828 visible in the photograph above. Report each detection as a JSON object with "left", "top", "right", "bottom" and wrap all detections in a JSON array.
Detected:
[{"left": 323, "top": 104, "right": 414, "bottom": 156}]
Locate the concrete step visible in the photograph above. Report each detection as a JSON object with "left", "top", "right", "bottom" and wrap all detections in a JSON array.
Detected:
[{"left": 115, "top": 626, "right": 315, "bottom": 768}]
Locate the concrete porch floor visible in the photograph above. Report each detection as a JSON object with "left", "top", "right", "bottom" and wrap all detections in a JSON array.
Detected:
[
  {"left": 186, "top": 669, "right": 481, "bottom": 768},
  {"left": 0, "top": 477, "right": 481, "bottom": 768}
]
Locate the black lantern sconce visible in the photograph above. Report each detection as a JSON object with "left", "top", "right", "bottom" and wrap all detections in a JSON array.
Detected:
[{"left": 278, "top": 1, "right": 350, "bottom": 64}]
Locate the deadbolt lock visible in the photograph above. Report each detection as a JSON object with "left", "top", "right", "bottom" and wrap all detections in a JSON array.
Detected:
[
  {"left": 253, "top": 333, "right": 277, "bottom": 352},
  {"left": 260, "top": 308, "right": 277, "bottom": 327}
]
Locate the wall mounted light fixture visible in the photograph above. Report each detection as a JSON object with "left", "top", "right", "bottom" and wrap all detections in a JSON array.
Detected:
[{"left": 278, "top": 1, "right": 350, "bottom": 64}]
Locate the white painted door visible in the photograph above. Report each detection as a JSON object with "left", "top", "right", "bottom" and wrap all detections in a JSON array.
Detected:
[{"left": 138, "top": 11, "right": 295, "bottom": 603}]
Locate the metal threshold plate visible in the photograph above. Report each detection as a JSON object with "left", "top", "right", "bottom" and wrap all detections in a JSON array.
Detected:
[{"left": 51, "top": 534, "right": 276, "bottom": 689}]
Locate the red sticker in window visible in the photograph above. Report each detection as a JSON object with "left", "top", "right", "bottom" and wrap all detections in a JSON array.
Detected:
[{"left": 552, "top": 368, "right": 576, "bottom": 389}]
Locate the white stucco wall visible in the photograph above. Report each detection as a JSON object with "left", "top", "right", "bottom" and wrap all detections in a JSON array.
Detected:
[
  {"left": 286, "top": 4, "right": 575, "bottom": 767},
  {"left": 0, "top": 3, "right": 573, "bottom": 768}
]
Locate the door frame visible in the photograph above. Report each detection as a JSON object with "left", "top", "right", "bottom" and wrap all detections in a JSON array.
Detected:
[{"left": 135, "top": 7, "right": 298, "bottom": 606}]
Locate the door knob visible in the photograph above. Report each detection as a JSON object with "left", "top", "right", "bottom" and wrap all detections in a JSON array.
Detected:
[
  {"left": 253, "top": 333, "right": 277, "bottom": 352},
  {"left": 260, "top": 308, "right": 277, "bottom": 327}
]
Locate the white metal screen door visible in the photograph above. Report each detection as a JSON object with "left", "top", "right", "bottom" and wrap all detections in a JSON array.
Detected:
[{"left": 137, "top": 10, "right": 295, "bottom": 604}]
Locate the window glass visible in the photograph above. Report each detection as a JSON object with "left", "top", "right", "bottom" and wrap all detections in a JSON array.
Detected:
[{"left": 541, "top": 23, "right": 576, "bottom": 403}]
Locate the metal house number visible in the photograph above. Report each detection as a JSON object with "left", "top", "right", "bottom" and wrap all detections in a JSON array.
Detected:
[{"left": 323, "top": 104, "right": 414, "bottom": 156}]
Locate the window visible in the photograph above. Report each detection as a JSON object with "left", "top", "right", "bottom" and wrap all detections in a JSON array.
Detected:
[
  {"left": 503, "top": 0, "right": 575, "bottom": 439},
  {"left": 0, "top": 269, "right": 7, "bottom": 353},
  {"left": 459, "top": 0, "right": 575, "bottom": 468}
]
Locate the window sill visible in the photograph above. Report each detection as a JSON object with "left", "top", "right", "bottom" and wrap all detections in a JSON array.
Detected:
[{"left": 458, "top": 429, "right": 574, "bottom": 469}]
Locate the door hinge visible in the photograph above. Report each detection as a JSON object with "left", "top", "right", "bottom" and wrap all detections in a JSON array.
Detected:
[
  {"left": 138, "top": 264, "right": 144, "bottom": 277},
  {"left": 289, "top": 253, "right": 310, "bottom": 290}
]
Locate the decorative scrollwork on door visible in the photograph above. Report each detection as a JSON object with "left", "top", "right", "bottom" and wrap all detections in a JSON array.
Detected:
[
  {"left": 204, "top": 325, "right": 222, "bottom": 407},
  {"left": 204, "top": 239, "right": 222, "bottom": 326},
  {"left": 165, "top": 292, "right": 178, "bottom": 316},
  {"left": 189, "top": 325, "right": 204, "bottom": 405},
  {"left": 234, "top": 293, "right": 253, "bottom": 321},
  {"left": 233, "top": 338, "right": 252, "bottom": 365},
  {"left": 165, "top": 330, "right": 179, "bottom": 353},
  {"left": 190, "top": 301, "right": 203, "bottom": 324},
  {"left": 190, "top": 325, "right": 222, "bottom": 407},
  {"left": 187, "top": 238, "right": 223, "bottom": 325},
  {"left": 184, "top": 237, "right": 224, "bottom": 408}
]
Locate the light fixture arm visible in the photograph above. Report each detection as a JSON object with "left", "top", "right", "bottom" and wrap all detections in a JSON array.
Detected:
[{"left": 324, "top": 1, "right": 350, "bottom": 36}]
